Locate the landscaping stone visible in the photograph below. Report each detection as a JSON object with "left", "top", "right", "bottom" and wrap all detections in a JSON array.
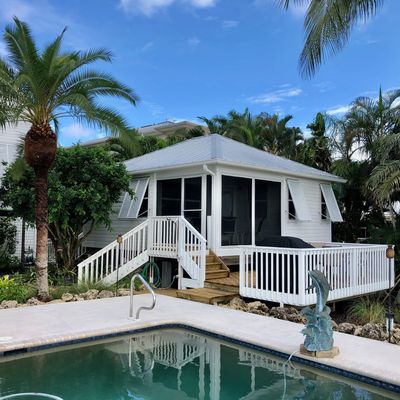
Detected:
[
  {"left": 117, "top": 288, "right": 131, "bottom": 297},
  {"left": 82, "top": 289, "right": 99, "bottom": 300},
  {"left": 229, "top": 297, "right": 248, "bottom": 311},
  {"left": 360, "top": 323, "right": 386, "bottom": 341},
  {"left": 338, "top": 322, "right": 356, "bottom": 334},
  {"left": 332, "top": 320, "right": 338, "bottom": 331},
  {"left": 61, "top": 293, "right": 74, "bottom": 302},
  {"left": 48, "top": 299, "right": 64, "bottom": 304},
  {"left": 354, "top": 326, "right": 363, "bottom": 336},
  {"left": 269, "top": 307, "right": 288, "bottom": 320},
  {"left": 0, "top": 300, "right": 18, "bottom": 309},
  {"left": 287, "top": 313, "right": 305, "bottom": 324},
  {"left": 26, "top": 297, "right": 43, "bottom": 307},
  {"left": 247, "top": 301, "right": 269, "bottom": 315},
  {"left": 73, "top": 295, "right": 85, "bottom": 301},
  {"left": 98, "top": 290, "right": 115, "bottom": 299}
]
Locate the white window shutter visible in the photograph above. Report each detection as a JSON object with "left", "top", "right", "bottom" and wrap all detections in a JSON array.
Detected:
[
  {"left": 320, "top": 184, "right": 343, "bottom": 222},
  {"left": 127, "top": 178, "right": 149, "bottom": 218},
  {"left": 119, "top": 180, "right": 139, "bottom": 218},
  {"left": 287, "top": 179, "right": 311, "bottom": 221}
]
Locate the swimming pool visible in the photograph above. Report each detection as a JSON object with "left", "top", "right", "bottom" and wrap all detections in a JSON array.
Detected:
[{"left": 0, "top": 328, "right": 396, "bottom": 400}]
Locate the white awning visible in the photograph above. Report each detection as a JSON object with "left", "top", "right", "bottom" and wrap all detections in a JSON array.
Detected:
[
  {"left": 320, "top": 184, "right": 343, "bottom": 222},
  {"left": 287, "top": 179, "right": 311, "bottom": 221},
  {"left": 119, "top": 178, "right": 149, "bottom": 219}
]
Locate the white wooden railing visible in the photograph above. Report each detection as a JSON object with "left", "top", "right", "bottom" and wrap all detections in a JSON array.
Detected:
[
  {"left": 78, "top": 216, "right": 206, "bottom": 288},
  {"left": 240, "top": 243, "right": 394, "bottom": 306},
  {"left": 78, "top": 220, "right": 149, "bottom": 284}
]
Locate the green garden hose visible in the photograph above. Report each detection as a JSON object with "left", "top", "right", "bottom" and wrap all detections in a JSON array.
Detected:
[{"left": 140, "top": 260, "right": 161, "bottom": 287}]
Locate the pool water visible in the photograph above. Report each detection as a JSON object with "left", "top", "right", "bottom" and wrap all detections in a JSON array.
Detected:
[{"left": 0, "top": 329, "right": 395, "bottom": 400}]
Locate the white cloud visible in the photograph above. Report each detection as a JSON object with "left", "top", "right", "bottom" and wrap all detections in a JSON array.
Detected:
[
  {"left": 188, "top": 36, "right": 201, "bottom": 46},
  {"left": 248, "top": 87, "right": 303, "bottom": 104},
  {"left": 61, "top": 124, "right": 99, "bottom": 140},
  {"left": 326, "top": 105, "right": 351, "bottom": 116},
  {"left": 119, "top": 0, "right": 217, "bottom": 16},
  {"left": 222, "top": 20, "right": 239, "bottom": 29}
]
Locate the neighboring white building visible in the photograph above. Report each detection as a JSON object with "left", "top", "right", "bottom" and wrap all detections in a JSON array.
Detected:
[
  {"left": 79, "top": 135, "right": 393, "bottom": 306},
  {"left": 0, "top": 123, "right": 36, "bottom": 259}
]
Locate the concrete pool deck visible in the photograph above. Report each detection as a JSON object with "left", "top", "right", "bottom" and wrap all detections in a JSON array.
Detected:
[{"left": 0, "top": 294, "right": 399, "bottom": 390}]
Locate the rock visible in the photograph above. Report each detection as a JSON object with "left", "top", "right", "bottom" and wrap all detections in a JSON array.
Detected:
[
  {"left": 392, "top": 329, "right": 400, "bottom": 345},
  {"left": 82, "top": 289, "right": 99, "bottom": 300},
  {"left": 97, "top": 290, "right": 115, "bottom": 299},
  {"left": 47, "top": 299, "right": 64, "bottom": 304},
  {"left": 360, "top": 323, "right": 386, "bottom": 341},
  {"left": 338, "top": 322, "right": 356, "bottom": 334},
  {"left": 354, "top": 326, "right": 363, "bottom": 336},
  {"left": 247, "top": 301, "right": 269, "bottom": 315},
  {"left": 229, "top": 297, "right": 248, "bottom": 311},
  {"left": 73, "top": 294, "right": 85, "bottom": 301},
  {"left": 0, "top": 300, "right": 18, "bottom": 309},
  {"left": 270, "top": 307, "right": 288, "bottom": 320},
  {"left": 26, "top": 297, "right": 43, "bottom": 307},
  {"left": 117, "top": 288, "right": 131, "bottom": 297},
  {"left": 61, "top": 293, "right": 74, "bottom": 302},
  {"left": 286, "top": 307, "right": 299, "bottom": 315},
  {"left": 287, "top": 313, "right": 306, "bottom": 324}
]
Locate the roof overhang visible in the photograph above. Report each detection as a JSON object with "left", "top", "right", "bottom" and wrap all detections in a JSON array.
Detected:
[{"left": 127, "top": 159, "right": 347, "bottom": 184}]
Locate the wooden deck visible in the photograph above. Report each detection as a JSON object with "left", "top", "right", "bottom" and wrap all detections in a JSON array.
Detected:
[{"left": 175, "top": 288, "right": 237, "bottom": 304}]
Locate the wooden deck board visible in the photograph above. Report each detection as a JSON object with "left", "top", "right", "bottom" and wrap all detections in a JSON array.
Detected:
[{"left": 176, "top": 288, "right": 237, "bottom": 304}]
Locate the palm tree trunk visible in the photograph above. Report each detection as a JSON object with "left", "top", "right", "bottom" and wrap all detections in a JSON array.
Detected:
[{"left": 35, "top": 169, "right": 50, "bottom": 300}]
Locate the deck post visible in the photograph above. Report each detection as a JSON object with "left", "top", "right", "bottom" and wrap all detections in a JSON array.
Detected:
[
  {"left": 298, "top": 250, "right": 306, "bottom": 306},
  {"left": 239, "top": 249, "right": 245, "bottom": 297}
]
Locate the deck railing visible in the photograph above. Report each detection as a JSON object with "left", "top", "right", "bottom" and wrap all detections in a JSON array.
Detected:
[{"left": 240, "top": 243, "right": 394, "bottom": 306}]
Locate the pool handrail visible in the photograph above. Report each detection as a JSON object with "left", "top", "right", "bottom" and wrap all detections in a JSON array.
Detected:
[{"left": 129, "top": 273, "right": 156, "bottom": 320}]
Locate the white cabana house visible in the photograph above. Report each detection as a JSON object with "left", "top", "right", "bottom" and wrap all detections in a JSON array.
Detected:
[{"left": 79, "top": 134, "right": 394, "bottom": 306}]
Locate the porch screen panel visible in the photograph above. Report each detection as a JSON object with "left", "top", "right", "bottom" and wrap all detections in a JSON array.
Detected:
[
  {"left": 320, "top": 184, "right": 343, "bottom": 222},
  {"left": 157, "top": 178, "right": 182, "bottom": 215},
  {"left": 287, "top": 179, "right": 311, "bottom": 221},
  {"left": 255, "top": 180, "right": 281, "bottom": 245},
  {"left": 184, "top": 177, "right": 202, "bottom": 232},
  {"left": 221, "top": 176, "right": 252, "bottom": 246}
]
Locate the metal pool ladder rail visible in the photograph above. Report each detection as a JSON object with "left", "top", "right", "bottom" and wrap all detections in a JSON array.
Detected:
[{"left": 129, "top": 273, "right": 156, "bottom": 320}]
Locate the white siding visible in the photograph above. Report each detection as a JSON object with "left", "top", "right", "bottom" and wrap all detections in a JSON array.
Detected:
[{"left": 282, "top": 178, "right": 331, "bottom": 242}]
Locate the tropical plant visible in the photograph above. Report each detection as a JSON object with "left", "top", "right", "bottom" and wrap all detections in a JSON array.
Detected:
[
  {"left": 297, "top": 112, "right": 331, "bottom": 171},
  {"left": 1, "top": 146, "right": 132, "bottom": 271},
  {"left": 0, "top": 275, "right": 29, "bottom": 303},
  {"left": 199, "top": 109, "right": 304, "bottom": 159},
  {"left": 348, "top": 296, "right": 386, "bottom": 324},
  {"left": 280, "top": 1, "right": 384, "bottom": 77},
  {"left": 0, "top": 19, "right": 137, "bottom": 299}
]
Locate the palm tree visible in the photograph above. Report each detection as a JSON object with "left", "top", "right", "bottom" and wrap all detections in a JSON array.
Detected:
[
  {"left": 0, "top": 19, "right": 137, "bottom": 299},
  {"left": 280, "top": 1, "right": 384, "bottom": 77}
]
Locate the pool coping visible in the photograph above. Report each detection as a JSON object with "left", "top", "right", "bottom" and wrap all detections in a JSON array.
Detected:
[{"left": 0, "top": 294, "right": 399, "bottom": 395}]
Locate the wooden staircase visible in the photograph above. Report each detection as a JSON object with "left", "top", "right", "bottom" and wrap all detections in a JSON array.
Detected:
[
  {"left": 176, "top": 252, "right": 235, "bottom": 304},
  {"left": 205, "top": 252, "right": 230, "bottom": 281}
]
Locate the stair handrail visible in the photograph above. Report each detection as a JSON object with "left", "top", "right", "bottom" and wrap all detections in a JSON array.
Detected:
[
  {"left": 129, "top": 273, "right": 156, "bottom": 320},
  {"left": 77, "top": 219, "right": 149, "bottom": 283}
]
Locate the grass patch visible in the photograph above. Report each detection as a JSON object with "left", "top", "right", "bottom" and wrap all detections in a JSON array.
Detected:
[{"left": 348, "top": 297, "right": 386, "bottom": 325}]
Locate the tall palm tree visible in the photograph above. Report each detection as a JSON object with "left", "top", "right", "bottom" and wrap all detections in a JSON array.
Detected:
[
  {"left": 0, "top": 19, "right": 138, "bottom": 299},
  {"left": 280, "top": 1, "right": 384, "bottom": 77}
]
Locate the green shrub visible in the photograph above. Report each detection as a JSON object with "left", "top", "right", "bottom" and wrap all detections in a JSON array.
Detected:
[
  {"left": 0, "top": 275, "right": 29, "bottom": 303},
  {"left": 0, "top": 218, "right": 22, "bottom": 273},
  {"left": 348, "top": 297, "right": 386, "bottom": 325}
]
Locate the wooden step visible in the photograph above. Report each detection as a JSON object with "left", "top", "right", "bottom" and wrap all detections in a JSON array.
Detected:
[
  {"left": 204, "top": 280, "right": 239, "bottom": 294},
  {"left": 205, "top": 270, "right": 230, "bottom": 280},
  {"left": 176, "top": 288, "right": 237, "bottom": 304},
  {"left": 206, "top": 262, "right": 224, "bottom": 271},
  {"left": 206, "top": 255, "right": 216, "bottom": 263}
]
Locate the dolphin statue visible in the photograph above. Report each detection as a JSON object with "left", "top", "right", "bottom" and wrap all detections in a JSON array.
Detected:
[{"left": 305, "top": 270, "right": 332, "bottom": 314}]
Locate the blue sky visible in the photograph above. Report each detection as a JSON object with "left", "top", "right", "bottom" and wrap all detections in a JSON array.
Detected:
[{"left": 0, "top": 0, "right": 399, "bottom": 146}]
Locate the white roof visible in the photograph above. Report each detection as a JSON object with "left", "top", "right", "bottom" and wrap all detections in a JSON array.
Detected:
[{"left": 125, "top": 134, "right": 345, "bottom": 183}]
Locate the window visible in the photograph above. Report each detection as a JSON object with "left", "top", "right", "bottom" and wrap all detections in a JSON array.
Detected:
[
  {"left": 183, "top": 177, "right": 202, "bottom": 232},
  {"left": 119, "top": 178, "right": 149, "bottom": 219},
  {"left": 138, "top": 187, "right": 149, "bottom": 218},
  {"left": 288, "top": 191, "right": 296, "bottom": 220},
  {"left": 320, "top": 184, "right": 343, "bottom": 222},
  {"left": 321, "top": 190, "right": 327, "bottom": 220},
  {"left": 286, "top": 180, "right": 311, "bottom": 221}
]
